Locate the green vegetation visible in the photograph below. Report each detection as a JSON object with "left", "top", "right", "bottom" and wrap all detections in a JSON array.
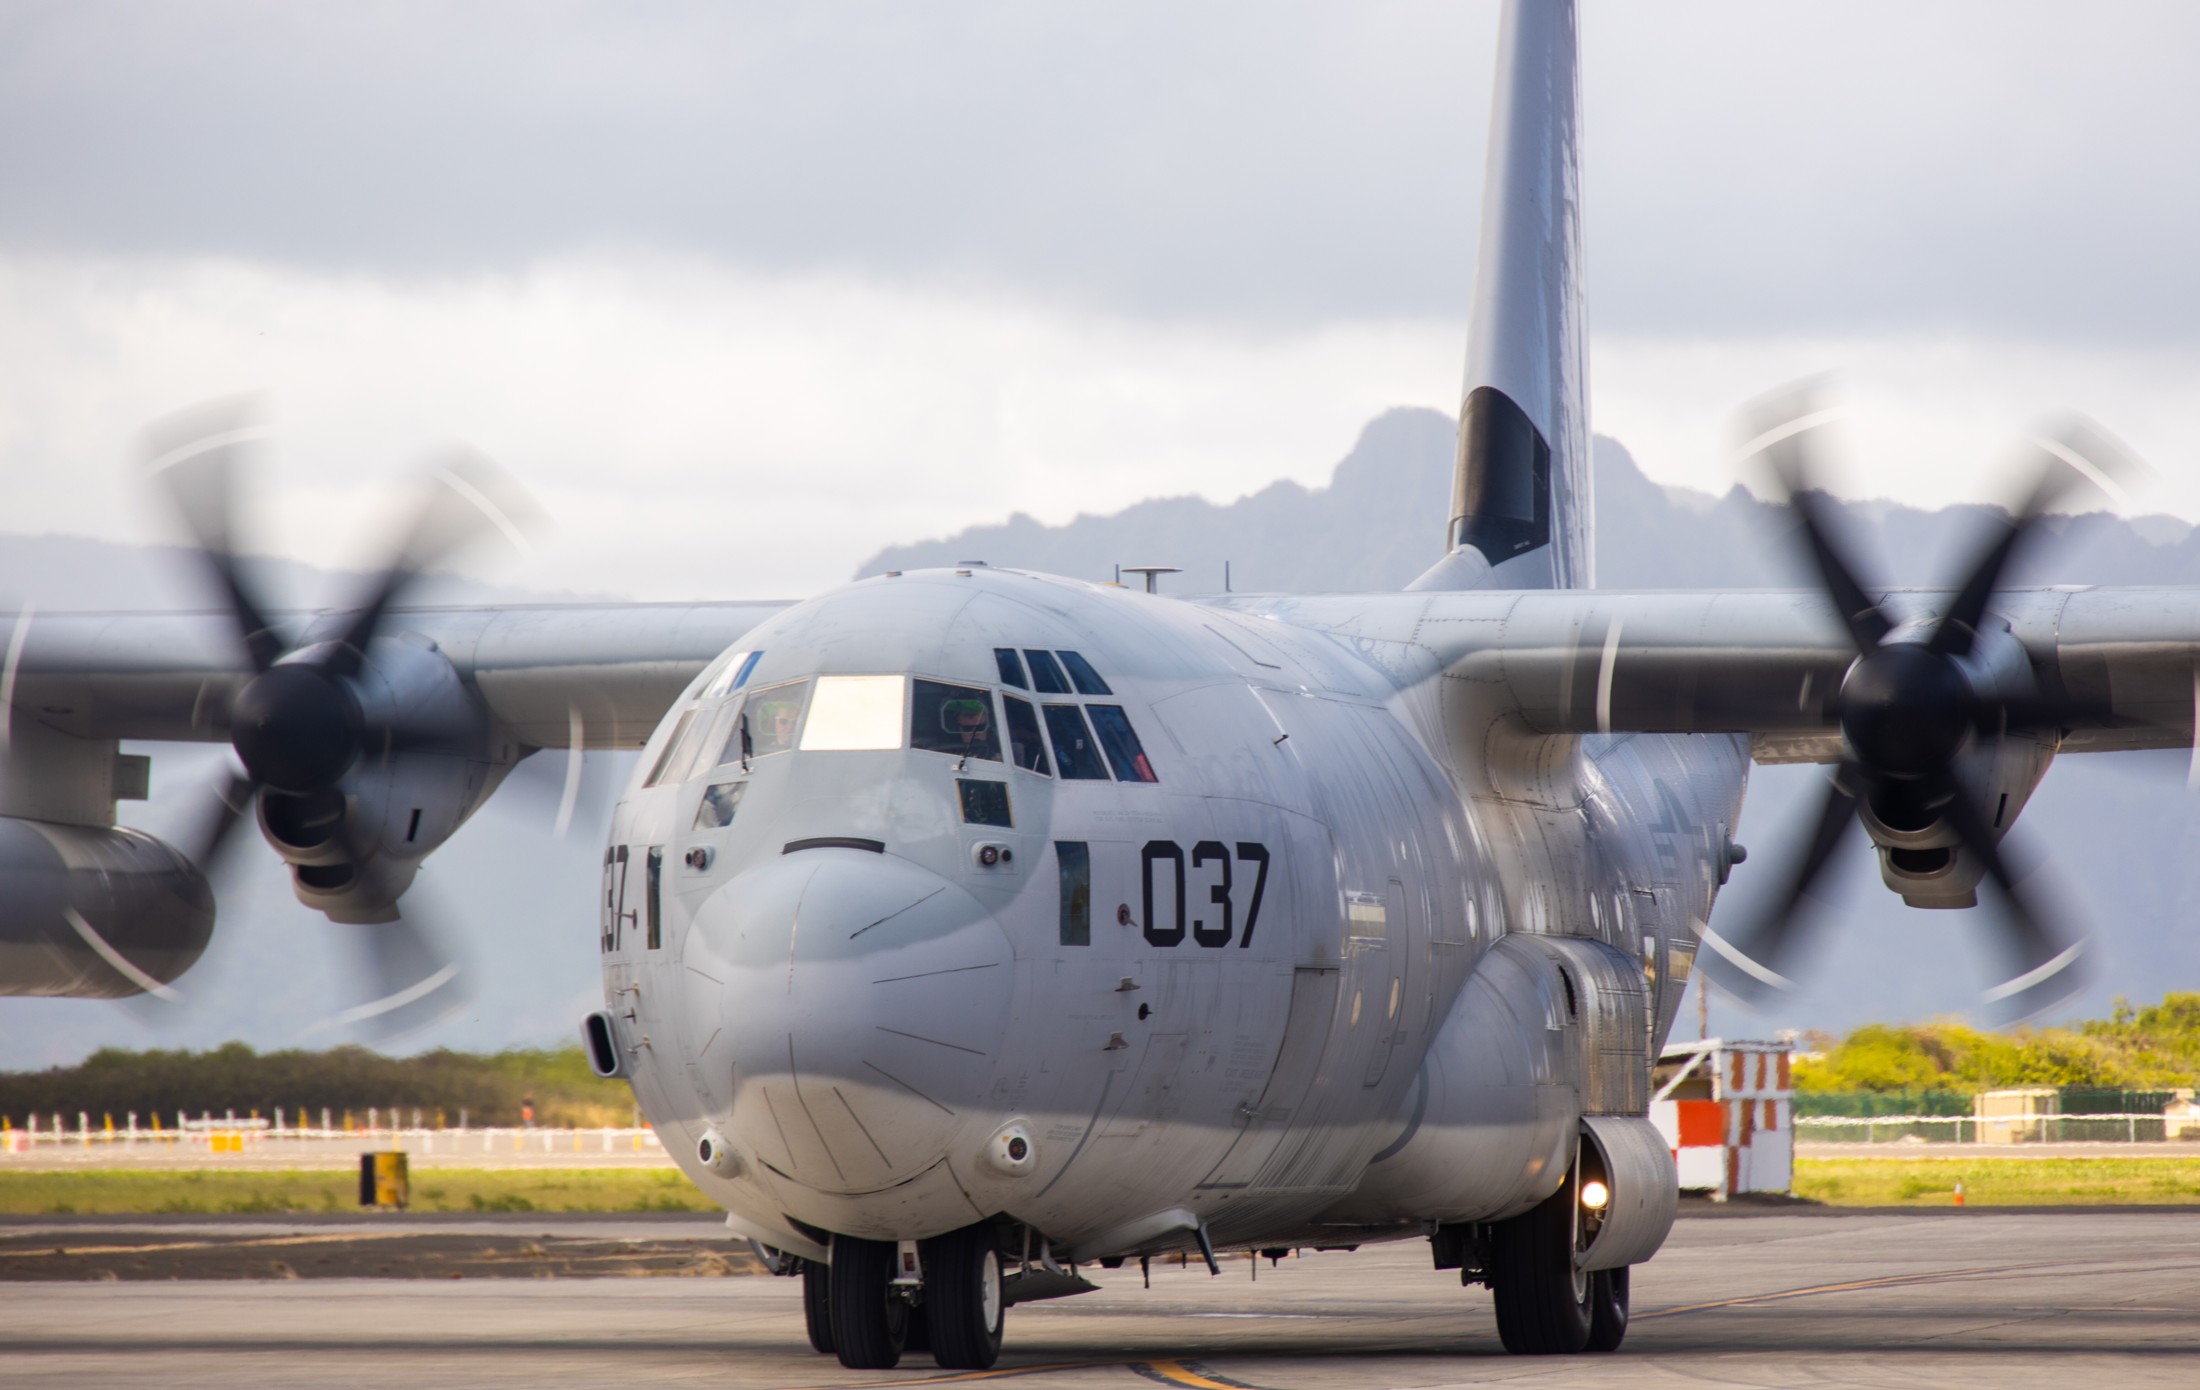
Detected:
[
  {"left": 1794, "top": 993, "right": 2200, "bottom": 1098},
  {"left": 0, "top": 1043, "right": 635, "bottom": 1130},
  {"left": 1795, "top": 1156, "right": 2200, "bottom": 1207},
  {"left": 0, "top": 1167, "right": 715, "bottom": 1215}
]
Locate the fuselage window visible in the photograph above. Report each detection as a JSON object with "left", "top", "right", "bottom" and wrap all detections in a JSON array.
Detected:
[
  {"left": 801, "top": 675, "right": 905, "bottom": 751},
  {"left": 1087, "top": 704, "right": 1158, "bottom": 783},
  {"left": 694, "top": 780, "right": 746, "bottom": 830},
  {"left": 742, "top": 679, "right": 812, "bottom": 759},
  {"left": 1056, "top": 841, "right": 1091, "bottom": 946},
  {"left": 1058, "top": 651, "right": 1112, "bottom": 696},
  {"left": 994, "top": 648, "right": 1029, "bottom": 689},
  {"left": 643, "top": 708, "right": 701, "bottom": 787},
  {"left": 1025, "top": 650, "right": 1073, "bottom": 695},
  {"left": 912, "top": 680, "right": 1003, "bottom": 762},
  {"left": 957, "top": 778, "right": 1012, "bottom": 828},
  {"left": 645, "top": 846, "right": 665, "bottom": 950},
  {"left": 1002, "top": 696, "right": 1051, "bottom": 775},
  {"left": 1043, "top": 704, "right": 1109, "bottom": 779}
]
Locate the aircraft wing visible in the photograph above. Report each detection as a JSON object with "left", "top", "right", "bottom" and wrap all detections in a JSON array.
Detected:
[
  {"left": 3, "top": 600, "right": 789, "bottom": 750},
  {"left": 1218, "top": 586, "right": 2199, "bottom": 762}
]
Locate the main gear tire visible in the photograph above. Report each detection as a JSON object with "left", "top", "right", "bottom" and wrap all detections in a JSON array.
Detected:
[
  {"left": 1586, "top": 1265, "right": 1630, "bottom": 1352},
  {"left": 1490, "top": 1170, "right": 1593, "bottom": 1355},
  {"left": 826, "top": 1235, "right": 908, "bottom": 1370},
  {"left": 919, "top": 1223, "right": 1005, "bottom": 1370},
  {"left": 800, "top": 1258, "right": 834, "bottom": 1355}
]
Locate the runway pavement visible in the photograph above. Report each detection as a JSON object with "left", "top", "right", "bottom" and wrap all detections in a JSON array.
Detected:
[{"left": 1, "top": 1207, "right": 2195, "bottom": 1388}]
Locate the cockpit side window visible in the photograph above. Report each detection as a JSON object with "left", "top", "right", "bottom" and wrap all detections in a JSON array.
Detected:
[
  {"left": 742, "top": 679, "right": 812, "bottom": 759},
  {"left": 644, "top": 708, "right": 701, "bottom": 787},
  {"left": 1043, "top": 705, "right": 1109, "bottom": 779},
  {"left": 1024, "top": 650, "right": 1072, "bottom": 695},
  {"left": 673, "top": 701, "right": 741, "bottom": 783},
  {"left": 1002, "top": 696, "right": 1050, "bottom": 775},
  {"left": 994, "top": 648, "right": 1029, "bottom": 689},
  {"left": 1058, "top": 651, "right": 1112, "bottom": 695},
  {"left": 912, "top": 680, "right": 1003, "bottom": 762},
  {"left": 1086, "top": 705, "right": 1158, "bottom": 782}
]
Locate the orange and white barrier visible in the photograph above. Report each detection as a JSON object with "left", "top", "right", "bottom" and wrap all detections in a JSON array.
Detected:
[{"left": 1649, "top": 1038, "right": 1793, "bottom": 1199}]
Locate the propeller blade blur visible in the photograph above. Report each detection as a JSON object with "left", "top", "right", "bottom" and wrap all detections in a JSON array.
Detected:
[
  {"left": 325, "top": 447, "right": 543, "bottom": 677},
  {"left": 144, "top": 397, "right": 286, "bottom": 672},
  {"left": 1699, "top": 761, "right": 1865, "bottom": 1005},
  {"left": 1936, "top": 782, "right": 2088, "bottom": 1022},
  {"left": 1737, "top": 384, "right": 1889, "bottom": 653}
]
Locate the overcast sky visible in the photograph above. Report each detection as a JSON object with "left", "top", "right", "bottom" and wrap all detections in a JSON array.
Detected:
[{"left": 3, "top": 0, "right": 2198, "bottom": 599}]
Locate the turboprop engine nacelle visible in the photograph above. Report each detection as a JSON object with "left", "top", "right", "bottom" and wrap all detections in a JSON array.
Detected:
[
  {"left": 252, "top": 635, "right": 515, "bottom": 924},
  {"left": 0, "top": 818, "right": 214, "bottom": 998},
  {"left": 1851, "top": 621, "right": 2056, "bottom": 909}
]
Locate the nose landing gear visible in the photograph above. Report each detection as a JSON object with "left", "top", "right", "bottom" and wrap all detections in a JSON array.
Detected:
[
  {"left": 799, "top": 1258, "right": 834, "bottom": 1356},
  {"left": 920, "top": 1224, "right": 1006, "bottom": 1369},
  {"left": 825, "top": 1236, "right": 910, "bottom": 1368},
  {"left": 821, "top": 1224, "right": 1005, "bottom": 1371}
]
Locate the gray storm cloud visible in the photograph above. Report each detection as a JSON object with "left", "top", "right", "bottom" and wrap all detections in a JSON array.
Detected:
[{"left": 1, "top": 1, "right": 2195, "bottom": 340}]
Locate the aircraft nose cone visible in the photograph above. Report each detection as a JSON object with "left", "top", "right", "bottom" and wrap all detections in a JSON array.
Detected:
[{"left": 685, "top": 849, "right": 1012, "bottom": 1195}]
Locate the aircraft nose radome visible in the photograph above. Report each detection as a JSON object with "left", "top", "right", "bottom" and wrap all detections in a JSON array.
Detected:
[{"left": 685, "top": 848, "right": 1012, "bottom": 1195}]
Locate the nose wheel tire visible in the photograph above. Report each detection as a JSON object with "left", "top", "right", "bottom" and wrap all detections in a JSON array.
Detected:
[
  {"left": 1490, "top": 1170, "right": 1593, "bottom": 1354},
  {"left": 1586, "top": 1265, "right": 1630, "bottom": 1352},
  {"left": 800, "top": 1258, "right": 835, "bottom": 1355},
  {"left": 919, "top": 1224, "right": 1006, "bottom": 1370},
  {"left": 827, "top": 1235, "right": 908, "bottom": 1369}
]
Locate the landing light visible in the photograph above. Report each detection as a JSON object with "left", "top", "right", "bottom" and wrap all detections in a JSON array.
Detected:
[{"left": 1580, "top": 1179, "right": 1610, "bottom": 1211}]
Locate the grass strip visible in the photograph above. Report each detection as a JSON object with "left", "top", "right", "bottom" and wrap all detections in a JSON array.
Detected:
[
  {"left": 1796, "top": 1156, "right": 2200, "bottom": 1206},
  {"left": 18, "top": 1156, "right": 2200, "bottom": 1215},
  {"left": 0, "top": 1167, "right": 717, "bottom": 1215}
]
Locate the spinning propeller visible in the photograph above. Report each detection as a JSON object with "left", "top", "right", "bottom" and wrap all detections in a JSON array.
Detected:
[
  {"left": 145, "top": 397, "right": 538, "bottom": 1035},
  {"left": 1699, "top": 386, "right": 2144, "bottom": 1022}
]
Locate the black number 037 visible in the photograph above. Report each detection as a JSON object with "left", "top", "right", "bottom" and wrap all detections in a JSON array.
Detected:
[{"left": 1141, "top": 840, "right": 1270, "bottom": 948}]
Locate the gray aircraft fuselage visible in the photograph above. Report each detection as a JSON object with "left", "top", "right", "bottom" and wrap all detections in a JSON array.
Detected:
[{"left": 603, "top": 564, "right": 1743, "bottom": 1258}]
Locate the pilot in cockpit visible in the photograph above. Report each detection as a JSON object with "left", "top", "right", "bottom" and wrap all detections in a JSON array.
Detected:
[{"left": 946, "top": 698, "right": 992, "bottom": 754}]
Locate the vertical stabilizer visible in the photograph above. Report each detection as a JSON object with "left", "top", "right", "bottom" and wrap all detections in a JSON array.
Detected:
[{"left": 1412, "top": 0, "right": 1592, "bottom": 592}]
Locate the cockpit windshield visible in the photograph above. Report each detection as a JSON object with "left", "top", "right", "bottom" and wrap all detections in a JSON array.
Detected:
[{"left": 911, "top": 680, "right": 1002, "bottom": 762}]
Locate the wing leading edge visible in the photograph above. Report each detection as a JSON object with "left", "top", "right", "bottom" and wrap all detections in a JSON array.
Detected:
[
  {"left": 1216, "top": 586, "right": 2199, "bottom": 760},
  {"left": 0, "top": 601, "right": 788, "bottom": 753}
]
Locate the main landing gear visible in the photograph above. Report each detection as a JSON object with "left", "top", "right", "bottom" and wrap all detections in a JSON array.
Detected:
[
  {"left": 817, "top": 1224, "right": 1005, "bottom": 1371},
  {"left": 1488, "top": 1165, "right": 1630, "bottom": 1354}
]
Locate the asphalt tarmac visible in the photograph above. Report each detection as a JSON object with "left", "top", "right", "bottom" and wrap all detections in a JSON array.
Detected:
[{"left": 1, "top": 1207, "right": 2194, "bottom": 1389}]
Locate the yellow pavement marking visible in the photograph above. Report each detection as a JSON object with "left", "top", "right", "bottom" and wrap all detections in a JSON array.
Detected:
[{"left": 1132, "top": 1360, "right": 1256, "bottom": 1389}]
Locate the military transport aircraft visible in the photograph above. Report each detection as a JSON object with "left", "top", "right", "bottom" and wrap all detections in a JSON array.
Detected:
[{"left": 3, "top": 0, "right": 2193, "bottom": 1370}]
